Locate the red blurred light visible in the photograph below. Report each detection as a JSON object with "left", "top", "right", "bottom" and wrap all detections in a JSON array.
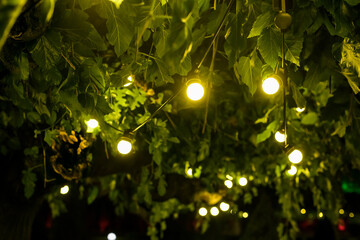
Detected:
[{"left": 337, "top": 219, "right": 346, "bottom": 231}]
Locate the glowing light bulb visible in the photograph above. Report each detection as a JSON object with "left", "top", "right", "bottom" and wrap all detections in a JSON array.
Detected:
[
  {"left": 220, "top": 202, "right": 230, "bottom": 211},
  {"left": 107, "top": 232, "right": 117, "bottom": 240},
  {"left": 262, "top": 77, "right": 280, "bottom": 95},
  {"left": 224, "top": 180, "right": 233, "bottom": 189},
  {"left": 124, "top": 75, "right": 134, "bottom": 87},
  {"left": 186, "top": 82, "right": 204, "bottom": 101},
  {"left": 319, "top": 212, "right": 324, "bottom": 218},
  {"left": 287, "top": 165, "right": 297, "bottom": 176},
  {"left": 300, "top": 208, "right": 306, "bottom": 214},
  {"left": 225, "top": 175, "right": 233, "bottom": 180},
  {"left": 242, "top": 212, "right": 249, "bottom": 218},
  {"left": 199, "top": 207, "right": 207, "bottom": 216},
  {"left": 86, "top": 119, "right": 99, "bottom": 129},
  {"left": 117, "top": 139, "right": 132, "bottom": 154},
  {"left": 349, "top": 212, "right": 355, "bottom": 218},
  {"left": 275, "top": 131, "right": 285, "bottom": 143},
  {"left": 288, "top": 149, "right": 303, "bottom": 164},
  {"left": 60, "top": 185, "right": 69, "bottom": 195},
  {"left": 239, "top": 177, "right": 248, "bottom": 186},
  {"left": 210, "top": 207, "right": 219, "bottom": 216},
  {"left": 296, "top": 107, "right": 305, "bottom": 113},
  {"left": 186, "top": 168, "right": 193, "bottom": 177},
  {"left": 339, "top": 209, "right": 344, "bottom": 215}
]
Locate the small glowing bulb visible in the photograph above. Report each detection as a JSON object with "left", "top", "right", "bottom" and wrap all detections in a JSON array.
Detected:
[
  {"left": 199, "top": 207, "right": 208, "bottom": 216},
  {"left": 224, "top": 180, "right": 233, "bottom": 189},
  {"left": 319, "top": 212, "right": 324, "bottom": 218},
  {"left": 288, "top": 149, "right": 303, "bottom": 164},
  {"left": 107, "top": 232, "right": 117, "bottom": 240},
  {"left": 339, "top": 209, "right": 345, "bottom": 215},
  {"left": 186, "top": 168, "right": 193, "bottom": 177},
  {"left": 275, "top": 131, "right": 286, "bottom": 143},
  {"left": 296, "top": 107, "right": 305, "bottom": 113},
  {"left": 124, "top": 75, "right": 134, "bottom": 87},
  {"left": 287, "top": 166, "right": 297, "bottom": 176},
  {"left": 186, "top": 83, "right": 204, "bottom": 101},
  {"left": 60, "top": 185, "right": 69, "bottom": 195},
  {"left": 117, "top": 139, "right": 132, "bottom": 154},
  {"left": 86, "top": 119, "right": 99, "bottom": 129},
  {"left": 300, "top": 208, "right": 306, "bottom": 214},
  {"left": 220, "top": 202, "right": 230, "bottom": 211},
  {"left": 239, "top": 177, "right": 248, "bottom": 186},
  {"left": 210, "top": 207, "right": 219, "bottom": 216},
  {"left": 349, "top": 212, "right": 355, "bottom": 218},
  {"left": 262, "top": 77, "right": 280, "bottom": 95},
  {"left": 225, "top": 174, "right": 233, "bottom": 180},
  {"left": 242, "top": 212, "right": 249, "bottom": 218}
]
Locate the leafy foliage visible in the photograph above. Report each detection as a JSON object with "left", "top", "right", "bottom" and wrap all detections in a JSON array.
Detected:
[{"left": 2, "top": 0, "right": 360, "bottom": 239}]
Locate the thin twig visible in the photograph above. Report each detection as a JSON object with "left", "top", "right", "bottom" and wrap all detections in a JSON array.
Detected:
[
  {"left": 165, "top": 112, "right": 177, "bottom": 130},
  {"left": 61, "top": 52, "right": 76, "bottom": 70}
]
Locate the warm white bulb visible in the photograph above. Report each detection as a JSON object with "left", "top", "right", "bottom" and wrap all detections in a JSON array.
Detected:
[
  {"left": 242, "top": 212, "right": 249, "bottom": 218},
  {"left": 262, "top": 77, "right": 280, "bottom": 95},
  {"left": 238, "top": 177, "right": 248, "bottom": 186},
  {"left": 288, "top": 149, "right": 303, "bottom": 164},
  {"left": 60, "top": 185, "right": 69, "bottom": 195},
  {"left": 224, "top": 180, "right": 233, "bottom": 189},
  {"left": 186, "top": 83, "right": 204, "bottom": 101},
  {"left": 210, "top": 207, "right": 219, "bottom": 216},
  {"left": 220, "top": 202, "right": 230, "bottom": 211},
  {"left": 275, "top": 131, "right": 285, "bottom": 143},
  {"left": 199, "top": 207, "right": 208, "bottom": 216},
  {"left": 186, "top": 168, "right": 193, "bottom": 176},
  {"left": 86, "top": 119, "right": 99, "bottom": 129},
  {"left": 301, "top": 208, "right": 306, "bottom": 214},
  {"left": 287, "top": 165, "right": 297, "bottom": 176},
  {"left": 124, "top": 75, "right": 134, "bottom": 87},
  {"left": 117, "top": 139, "right": 132, "bottom": 154},
  {"left": 296, "top": 107, "right": 305, "bottom": 113},
  {"left": 318, "top": 212, "right": 324, "bottom": 218},
  {"left": 107, "top": 232, "right": 117, "bottom": 240}
]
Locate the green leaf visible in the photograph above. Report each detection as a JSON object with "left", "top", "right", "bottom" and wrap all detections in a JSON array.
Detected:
[
  {"left": 147, "top": 59, "right": 174, "bottom": 85},
  {"left": 234, "top": 53, "right": 262, "bottom": 95},
  {"left": 154, "top": 27, "right": 168, "bottom": 58},
  {"left": 290, "top": 82, "right": 306, "bottom": 108},
  {"left": 96, "top": 96, "right": 113, "bottom": 115},
  {"left": 15, "top": 52, "right": 29, "bottom": 80},
  {"left": 301, "top": 112, "right": 318, "bottom": 125},
  {"left": 30, "top": 31, "right": 61, "bottom": 69},
  {"left": 81, "top": 59, "right": 106, "bottom": 91},
  {"left": 77, "top": 0, "right": 101, "bottom": 10},
  {"left": 344, "top": 0, "right": 360, "bottom": 6},
  {"left": 22, "top": 169, "right": 37, "bottom": 199},
  {"left": 0, "top": 0, "right": 27, "bottom": 51},
  {"left": 102, "top": 0, "right": 134, "bottom": 56},
  {"left": 87, "top": 186, "right": 99, "bottom": 204},
  {"left": 258, "top": 28, "right": 281, "bottom": 69},
  {"left": 256, "top": 120, "right": 279, "bottom": 144},
  {"left": 303, "top": 65, "right": 330, "bottom": 90},
  {"left": 248, "top": 12, "right": 273, "bottom": 38},
  {"left": 284, "top": 36, "right": 303, "bottom": 67},
  {"left": 157, "top": 176, "right": 167, "bottom": 196},
  {"left": 44, "top": 129, "right": 58, "bottom": 146}
]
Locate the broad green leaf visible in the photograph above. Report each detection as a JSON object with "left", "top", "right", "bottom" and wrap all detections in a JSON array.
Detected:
[
  {"left": 234, "top": 53, "right": 262, "bottom": 95},
  {"left": 303, "top": 65, "right": 330, "bottom": 90},
  {"left": 102, "top": 0, "right": 134, "bottom": 56},
  {"left": 15, "top": 52, "right": 29, "bottom": 80},
  {"left": 344, "top": 0, "right": 360, "bottom": 5},
  {"left": 44, "top": 129, "right": 58, "bottom": 146},
  {"left": 248, "top": 12, "right": 273, "bottom": 38},
  {"left": 96, "top": 96, "right": 113, "bottom": 115},
  {"left": 80, "top": 59, "right": 106, "bottom": 91},
  {"left": 154, "top": 27, "right": 168, "bottom": 58},
  {"left": 30, "top": 31, "right": 61, "bottom": 69},
  {"left": 256, "top": 120, "right": 279, "bottom": 144},
  {"left": 22, "top": 169, "right": 37, "bottom": 199},
  {"left": 78, "top": 0, "right": 101, "bottom": 10},
  {"left": 147, "top": 59, "right": 174, "bottom": 85},
  {"left": 301, "top": 112, "right": 318, "bottom": 125},
  {"left": 0, "top": 0, "right": 26, "bottom": 51},
  {"left": 284, "top": 36, "right": 303, "bottom": 67},
  {"left": 258, "top": 28, "right": 281, "bottom": 69},
  {"left": 340, "top": 38, "right": 360, "bottom": 94},
  {"left": 290, "top": 82, "right": 306, "bottom": 109}
]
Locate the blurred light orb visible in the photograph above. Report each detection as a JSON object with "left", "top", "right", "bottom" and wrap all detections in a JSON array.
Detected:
[
  {"left": 107, "top": 232, "right": 117, "bottom": 240},
  {"left": 186, "top": 168, "right": 193, "bottom": 177},
  {"left": 262, "top": 77, "right": 280, "bottom": 95},
  {"left": 239, "top": 177, "right": 248, "bottom": 186},
  {"left": 210, "top": 207, "right": 219, "bottom": 216},
  {"left": 186, "top": 82, "right": 204, "bottom": 101},
  {"left": 319, "top": 212, "right": 324, "bottom": 218},
  {"left": 124, "top": 75, "right": 134, "bottom": 87},
  {"left": 60, "top": 185, "right": 69, "bottom": 195},
  {"left": 199, "top": 207, "right": 208, "bottom": 216},
  {"left": 275, "top": 131, "right": 286, "bottom": 143},
  {"left": 86, "top": 119, "right": 99, "bottom": 129},
  {"left": 296, "top": 107, "right": 305, "bottom": 113},
  {"left": 287, "top": 166, "right": 297, "bottom": 176},
  {"left": 224, "top": 180, "right": 233, "bottom": 189},
  {"left": 220, "top": 202, "right": 230, "bottom": 211},
  {"left": 117, "top": 139, "right": 132, "bottom": 155},
  {"left": 339, "top": 209, "right": 345, "bottom": 215},
  {"left": 301, "top": 208, "right": 306, "bottom": 214},
  {"left": 288, "top": 149, "right": 303, "bottom": 164},
  {"left": 242, "top": 212, "right": 249, "bottom": 218}
]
